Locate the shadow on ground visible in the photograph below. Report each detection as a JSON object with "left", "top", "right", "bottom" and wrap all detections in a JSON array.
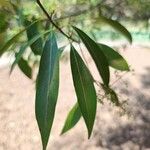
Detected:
[{"left": 95, "top": 67, "right": 150, "bottom": 150}]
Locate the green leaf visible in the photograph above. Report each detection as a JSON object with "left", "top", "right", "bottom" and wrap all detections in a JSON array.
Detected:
[
  {"left": 0, "top": 20, "right": 40, "bottom": 56},
  {"left": 18, "top": 58, "right": 32, "bottom": 79},
  {"left": 73, "top": 26, "right": 110, "bottom": 86},
  {"left": 10, "top": 29, "right": 51, "bottom": 73},
  {"left": 98, "top": 43, "right": 129, "bottom": 71},
  {"left": 70, "top": 45, "right": 97, "bottom": 138},
  {"left": 35, "top": 32, "right": 59, "bottom": 150},
  {"left": 24, "top": 19, "right": 43, "bottom": 55},
  {"left": 0, "top": 30, "right": 24, "bottom": 56},
  {"left": 100, "top": 16, "right": 132, "bottom": 43},
  {"left": 61, "top": 103, "right": 81, "bottom": 135}
]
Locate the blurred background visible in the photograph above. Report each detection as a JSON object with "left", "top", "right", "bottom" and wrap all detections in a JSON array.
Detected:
[{"left": 0, "top": 0, "right": 150, "bottom": 149}]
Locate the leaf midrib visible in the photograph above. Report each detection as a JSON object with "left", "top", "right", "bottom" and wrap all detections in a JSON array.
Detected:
[
  {"left": 79, "top": 32, "right": 109, "bottom": 84},
  {"left": 44, "top": 34, "right": 55, "bottom": 129},
  {"left": 72, "top": 49, "right": 90, "bottom": 129}
]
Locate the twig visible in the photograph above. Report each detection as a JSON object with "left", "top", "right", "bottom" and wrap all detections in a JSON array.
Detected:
[
  {"left": 36, "top": 0, "right": 78, "bottom": 42},
  {"left": 111, "top": 71, "right": 128, "bottom": 86}
]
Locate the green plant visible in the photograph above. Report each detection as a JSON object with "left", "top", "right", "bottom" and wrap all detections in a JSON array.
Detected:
[{"left": 0, "top": 0, "right": 132, "bottom": 150}]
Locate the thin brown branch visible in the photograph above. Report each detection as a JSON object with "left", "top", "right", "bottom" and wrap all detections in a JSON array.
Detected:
[
  {"left": 36, "top": 0, "right": 78, "bottom": 42},
  {"left": 111, "top": 71, "right": 128, "bottom": 87}
]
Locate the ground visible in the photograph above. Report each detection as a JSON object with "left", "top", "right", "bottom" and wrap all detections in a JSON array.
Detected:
[{"left": 0, "top": 43, "right": 150, "bottom": 150}]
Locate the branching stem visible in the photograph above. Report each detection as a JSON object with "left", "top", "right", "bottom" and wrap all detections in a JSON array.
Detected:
[{"left": 36, "top": 0, "right": 78, "bottom": 42}]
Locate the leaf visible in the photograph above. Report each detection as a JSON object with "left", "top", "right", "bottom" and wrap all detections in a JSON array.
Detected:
[
  {"left": 70, "top": 45, "right": 97, "bottom": 138},
  {"left": 61, "top": 103, "right": 81, "bottom": 135},
  {"left": 24, "top": 19, "right": 43, "bottom": 55},
  {"left": 18, "top": 58, "right": 32, "bottom": 79},
  {"left": 100, "top": 16, "right": 132, "bottom": 43},
  {"left": 35, "top": 32, "right": 59, "bottom": 150},
  {"left": 0, "top": 30, "right": 24, "bottom": 56},
  {"left": 0, "top": 20, "right": 40, "bottom": 56},
  {"left": 10, "top": 29, "right": 51, "bottom": 73},
  {"left": 98, "top": 43, "right": 129, "bottom": 71},
  {"left": 73, "top": 26, "right": 110, "bottom": 86}
]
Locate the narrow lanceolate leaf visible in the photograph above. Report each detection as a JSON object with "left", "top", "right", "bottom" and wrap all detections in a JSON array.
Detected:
[
  {"left": 0, "top": 32, "right": 6, "bottom": 49},
  {"left": 10, "top": 29, "right": 51, "bottom": 73},
  {"left": 24, "top": 19, "right": 43, "bottom": 55},
  {"left": 0, "top": 29, "right": 24, "bottom": 56},
  {"left": 0, "top": 20, "right": 40, "bottom": 56},
  {"left": 61, "top": 103, "right": 81, "bottom": 135},
  {"left": 18, "top": 58, "right": 32, "bottom": 79},
  {"left": 35, "top": 32, "right": 59, "bottom": 150},
  {"left": 73, "top": 26, "right": 110, "bottom": 86},
  {"left": 100, "top": 16, "right": 132, "bottom": 43},
  {"left": 70, "top": 45, "right": 97, "bottom": 138},
  {"left": 98, "top": 43, "right": 129, "bottom": 71}
]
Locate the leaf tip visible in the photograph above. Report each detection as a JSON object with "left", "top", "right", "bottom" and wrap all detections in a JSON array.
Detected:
[
  {"left": 129, "top": 35, "right": 133, "bottom": 44},
  {"left": 60, "top": 126, "right": 66, "bottom": 135},
  {"left": 60, "top": 130, "right": 65, "bottom": 136},
  {"left": 87, "top": 125, "right": 94, "bottom": 139}
]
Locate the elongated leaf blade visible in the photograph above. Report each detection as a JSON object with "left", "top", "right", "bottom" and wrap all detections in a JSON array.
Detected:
[
  {"left": 70, "top": 45, "right": 97, "bottom": 138},
  {"left": 0, "top": 20, "right": 40, "bottom": 56},
  {"left": 73, "top": 26, "right": 110, "bottom": 86},
  {"left": 100, "top": 16, "right": 132, "bottom": 43},
  {"left": 61, "top": 103, "right": 81, "bottom": 135},
  {"left": 24, "top": 19, "right": 43, "bottom": 55},
  {"left": 18, "top": 58, "right": 32, "bottom": 79},
  {"left": 10, "top": 29, "right": 51, "bottom": 73},
  {"left": 0, "top": 29, "right": 24, "bottom": 56},
  {"left": 35, "top": 32, "right": 59, "bottom": 150},
  {"left": 98, "top": 43, "right": 129, "bottom": 71}
]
